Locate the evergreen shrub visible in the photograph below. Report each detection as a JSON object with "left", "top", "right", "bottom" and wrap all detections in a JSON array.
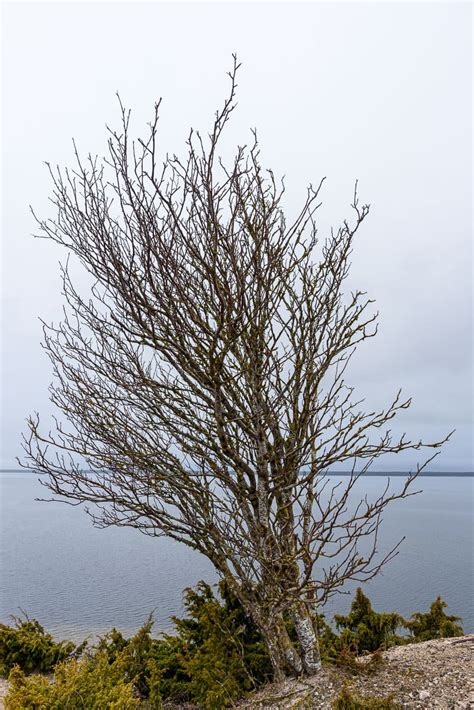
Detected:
[
  {"left": 0, "top": 616, "right": 80, "bottom": 677},
  {"left": 404, "top": 596, "right": 463, "bottom": 641},
  {"left": 334, "top": 588, "right": 405, "bottom": 653},
  {"left": 2, "top": 586, "right": 465, "bottom": 709},
  {"left": 5, "top": 653, "right": 140, "bottom": 709},
  {"left": 152, "top": 580, "right": 272, "bottom": 708}
]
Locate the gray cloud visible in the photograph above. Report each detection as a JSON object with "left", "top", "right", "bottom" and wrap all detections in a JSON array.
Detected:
[{"left": 1, "top": 2, "right": 472, "bottom": 470}]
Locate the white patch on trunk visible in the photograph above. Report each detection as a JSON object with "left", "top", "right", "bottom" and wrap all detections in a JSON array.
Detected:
[
  {"left": 293, "top": 612, "right": 322, "bottom": 674},
  {"left": 285, "top": 646, "right": 303, "bottom": 675}
]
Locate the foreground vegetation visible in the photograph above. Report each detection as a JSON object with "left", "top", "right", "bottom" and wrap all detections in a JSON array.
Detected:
[{"left": 0, "top": 585, "right": 463, "bottom": 709}]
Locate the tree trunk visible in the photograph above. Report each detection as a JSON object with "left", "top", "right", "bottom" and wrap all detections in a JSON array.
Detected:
[
  {"left": 291, "top": 603, "right": 322, "bottom": 675},
  {"left": 259, "top": 612, "right": 303, "bottom": 680}
]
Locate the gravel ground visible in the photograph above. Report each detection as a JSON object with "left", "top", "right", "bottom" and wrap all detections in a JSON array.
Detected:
[
  {"left": 238, "top": 635, "right": 474, "bottom": 709},
  {"left": 0, "top": 678, "right": 8, "bottom": 709}
]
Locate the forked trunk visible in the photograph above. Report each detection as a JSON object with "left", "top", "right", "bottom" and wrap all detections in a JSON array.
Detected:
[{"left": 259, "top": 612, "right": 303, "bottom": 680}]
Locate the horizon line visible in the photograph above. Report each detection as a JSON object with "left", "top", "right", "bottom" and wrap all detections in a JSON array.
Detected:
[{"left": 1, "top": 468, "right": 473, "bottom": 477}]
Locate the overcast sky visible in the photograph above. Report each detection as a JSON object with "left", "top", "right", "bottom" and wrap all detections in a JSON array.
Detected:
[{"left": 1, "top": 2, "right": 472, "bottom": 471}]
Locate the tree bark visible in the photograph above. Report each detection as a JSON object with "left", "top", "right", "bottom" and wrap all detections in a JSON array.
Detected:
[
  {"left": 259, "top": 612, "right": 303, "bottom": 680},
  {"left": 291, "top": 603, "right": 322, "bottom": 675}
]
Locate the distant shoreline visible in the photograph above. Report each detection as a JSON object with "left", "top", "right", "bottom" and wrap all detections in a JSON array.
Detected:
[
  {"left": 1, "top": 469, "right": 473, "bottom": 477},
  {"left": 328, "top": 471, "right": 474, "bottom": 477}
]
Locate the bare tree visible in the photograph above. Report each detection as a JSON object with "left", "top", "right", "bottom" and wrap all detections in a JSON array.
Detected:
[{"left": 23, "top": 57, "right": 449, "bottom": 680}]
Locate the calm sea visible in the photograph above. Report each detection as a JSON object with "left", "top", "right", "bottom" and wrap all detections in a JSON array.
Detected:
[{"left": 0, "top": 472, "right": 472, "bottom": 642}]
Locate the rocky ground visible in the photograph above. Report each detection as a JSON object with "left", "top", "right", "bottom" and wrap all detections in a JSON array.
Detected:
[
  {"left": 238, "top": 635, "right": 474, "bottom": 709},
  {"left": 0, "top": 679, "right": 7, "bottom": 709},
  {"left": 0, "top": 635, "right": 472, "bottom": 709}
]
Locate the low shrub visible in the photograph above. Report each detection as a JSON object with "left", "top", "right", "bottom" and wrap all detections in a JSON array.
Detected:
[
  {"left": 2, "top": 587, "right": 464, "bottom": 709},
  {"left": 404, "top": 596, "right": 463, "bottom": 641},
  {"left": 313, "top": 612, "right": 339, "bottom": 663},
  {"left": 334, "top": 588, "right": 405, "bottom": 653},
  {"left": 0, "top": 616, "right": 81, "bottom": 677},
  {"left": 332, "top": 684, "right": 400, "bottom": 709},
  {"left": 153, "top": 580, "right": 272, "bottom": 709},
  {"left": 3, "top": 580, "right": 271, "bottom": 709},
  {"left": 5, "top": 653, "right": 140, "bottom": 709},
  {"left": 333, "top": 646, "right": 385, "bottom": 675},
  {"left": 96, "top": 615, "right": 159, "bottom": 700}
]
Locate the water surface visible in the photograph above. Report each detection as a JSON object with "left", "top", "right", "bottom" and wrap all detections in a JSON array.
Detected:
[{"left": 0, "top": 473, "right": 472, "bottom": 641}]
